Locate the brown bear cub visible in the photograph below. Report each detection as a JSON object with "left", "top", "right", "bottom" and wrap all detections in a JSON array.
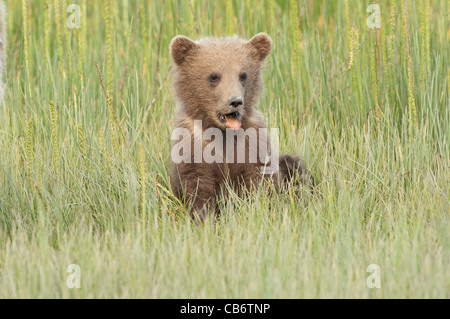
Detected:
[{"left": 170, "top": 33, "right": 314, "bottom": 220}]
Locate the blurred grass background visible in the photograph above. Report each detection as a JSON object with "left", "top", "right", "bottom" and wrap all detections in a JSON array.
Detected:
[{"left": 0, "top": 0, "right": 448, "bottom": 298}]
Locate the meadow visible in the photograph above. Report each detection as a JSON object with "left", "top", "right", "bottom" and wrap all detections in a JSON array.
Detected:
[{"left": 0, "top": 0, "right": 448, "bottom": 298}]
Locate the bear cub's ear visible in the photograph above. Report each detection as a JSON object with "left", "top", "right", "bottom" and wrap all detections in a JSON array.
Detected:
[
  {"left": 246, "top": 33, "right": 272, "bottom": 62},
  {"left": 170, "top": 36, "right": 198, "bottom": 66}
]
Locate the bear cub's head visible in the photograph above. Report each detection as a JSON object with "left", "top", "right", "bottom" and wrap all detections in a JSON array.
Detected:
[{"left": 170, "top": 33, "right": 272, "bottom": 131}]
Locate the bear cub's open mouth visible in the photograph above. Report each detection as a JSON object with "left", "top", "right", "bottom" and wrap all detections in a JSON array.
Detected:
[{"left": 219, "top": 112, "right": 242, "bottom": 130}]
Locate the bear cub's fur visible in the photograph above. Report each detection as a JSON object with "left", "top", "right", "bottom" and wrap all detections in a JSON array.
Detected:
[{"left": 170, "top": 33, "right": 313, "bottom": 220}]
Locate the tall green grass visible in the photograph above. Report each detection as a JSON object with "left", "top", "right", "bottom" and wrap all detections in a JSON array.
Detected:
[{"left": 0, "top": 0, "right": 448, "bottom": 298}]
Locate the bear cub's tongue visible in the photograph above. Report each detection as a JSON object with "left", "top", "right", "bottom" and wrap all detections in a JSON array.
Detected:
[{"left": 225, "top": 114, "right": 242, "bottom": 130}]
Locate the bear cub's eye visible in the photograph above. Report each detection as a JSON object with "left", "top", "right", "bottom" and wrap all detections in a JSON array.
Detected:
[
  {"left": 208, "top": 73, "right": 220, "bottom": 83},
  {"left": 239, "top": 72, "right": 248, "bottom": 84}
]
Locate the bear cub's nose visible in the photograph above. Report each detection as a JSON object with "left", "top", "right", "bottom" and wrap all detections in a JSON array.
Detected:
[{"left": 228, "top": 96, "right": 243, "bottom": 108}]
